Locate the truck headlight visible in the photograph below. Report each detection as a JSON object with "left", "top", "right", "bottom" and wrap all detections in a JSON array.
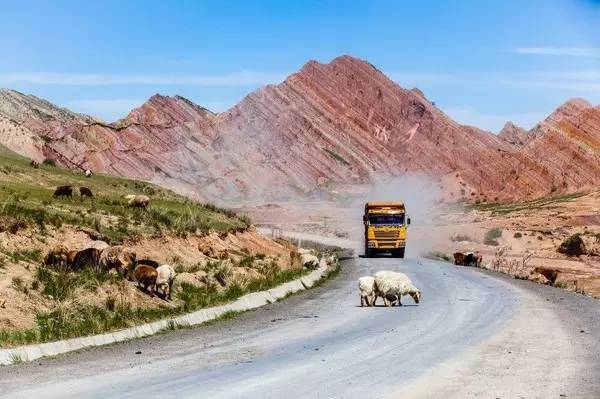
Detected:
[{"left": 367, "top": 241, "right": 377, "bottom": 248}]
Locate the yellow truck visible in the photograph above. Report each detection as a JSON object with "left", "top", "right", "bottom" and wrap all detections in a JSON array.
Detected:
[{"left": 363, "top": 201, "right": 410, "bottom": 258}]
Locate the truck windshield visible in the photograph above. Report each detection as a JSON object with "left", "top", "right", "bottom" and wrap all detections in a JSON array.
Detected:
[{"left": 368, "top": 214, "right": 404, "bottom": 225}]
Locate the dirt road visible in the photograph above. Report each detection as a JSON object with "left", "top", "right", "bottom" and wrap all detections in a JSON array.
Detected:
[{"left": 1, "top": 256, "right": 598, "bottom": 398}]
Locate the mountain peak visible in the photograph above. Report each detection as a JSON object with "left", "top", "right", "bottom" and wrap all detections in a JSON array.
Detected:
[
  {"left": 548, "top": 97, "right": 594, "bottom": 123},
  {"left": 498, "top": 121, "right": 530, "bottom": 147},
  {"left": 122, "top": 94, "right": 213, "bottom": 126}
]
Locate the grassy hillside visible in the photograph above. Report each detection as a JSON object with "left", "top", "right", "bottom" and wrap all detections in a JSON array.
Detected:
[
  {"left": 0, "top": 150, "right": 249, "bottom": 243},
  {"left": 0, "top": 150, "right": 322, "bottom": 348}
]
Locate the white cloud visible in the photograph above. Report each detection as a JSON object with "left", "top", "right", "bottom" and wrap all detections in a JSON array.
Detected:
[
  {"left": 516, "top": 47, "right": 600, "bottom": 57},
  {"left": 500, "top": 70, "right": 600, "bottom": 92},
  {"left": 0, "top": 71, "right": 287, "bottom": 86}
]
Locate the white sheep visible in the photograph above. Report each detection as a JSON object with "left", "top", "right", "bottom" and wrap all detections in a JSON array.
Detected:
[
  {"left": 156, "top": 264, "right": 176, "bottom": 300},
  {"left": 358, "top": 276, "right": 376, "bottom": 307},
  {"left": 374, "top": 270, "right": 422, "bottom": 307}
]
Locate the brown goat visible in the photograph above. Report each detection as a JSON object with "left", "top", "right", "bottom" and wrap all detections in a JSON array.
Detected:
[
  {"left": 71, "top": 248, "right": 102, "bottom": 270},
  {"left": 66, "top": 250, "right": 79, "bottom": 268},
  {"left": 134, "top": 265, "right": 158, "bottom": 295},
  {"left": 453, "top": 252, "right": 466, "bottom": 265},
  {"left": 44, "top": 245, "right": 69, "bottom": 267},
  {"left": 99, "top": 246, "right": 137, "bottom": 278}
]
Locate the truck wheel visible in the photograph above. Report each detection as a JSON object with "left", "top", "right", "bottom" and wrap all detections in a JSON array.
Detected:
[
  {"left": 394, "top": 248, "right": 405, "bottom": 258},
  {"left": 365, "top": 248, "right": 374, "bottom": 258}
]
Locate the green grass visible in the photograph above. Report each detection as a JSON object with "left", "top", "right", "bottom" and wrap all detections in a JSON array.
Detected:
[
  {"left": 5, "top": 248, "right": 42, "bottom": 263},
  {"left": 0, "top": 265, "right": 310, "bottom": 347},
  {"left": 557, "top": 233, "right": 585, "bottom": 256},
  {"left": 468, "top": 193, "right": 585, "bottom": 216},
  {"left": 0, "top": 151, "right": 249, "bottom": 241}
]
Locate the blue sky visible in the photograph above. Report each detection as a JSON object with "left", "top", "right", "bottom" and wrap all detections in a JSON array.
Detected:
[{"left": 1, "top": 0, "right": 599, "bottom": 132}]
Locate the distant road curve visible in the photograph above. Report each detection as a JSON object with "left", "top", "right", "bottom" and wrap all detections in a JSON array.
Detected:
[{"left": 1, "top": 254, "right": 599, "bottom": 398}]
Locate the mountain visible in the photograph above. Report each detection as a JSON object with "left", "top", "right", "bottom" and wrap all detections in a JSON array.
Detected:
[
  {"left": 1, "top": 55, "right": 599, "bottom": 203},
  {"left": 498, "top": 122, "right": 530, "bottom": 147}
]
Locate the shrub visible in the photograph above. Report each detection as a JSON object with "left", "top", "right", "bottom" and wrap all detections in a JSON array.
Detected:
[
  {"left": 557, "top": 234, "right": 585, "bottom": 256},
  {"left": 513, "top": 232, "right": 522, "bottom": 238},
  {"left": 41, "top": 158, "right": 56, "bottom": 167},
  {"left": 484, "top": 228, "right": 502, "bottom": 246},
  {"left": 35, "top": 267, "right": 78, "bottom": 301}
]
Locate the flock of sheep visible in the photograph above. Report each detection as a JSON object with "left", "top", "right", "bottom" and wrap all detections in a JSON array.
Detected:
[
  {"left": 358, "top": 271, "right": 421, "bottom": 307},
  {"left": 43, "top": 243, "right": 176, "bottom": 300}
]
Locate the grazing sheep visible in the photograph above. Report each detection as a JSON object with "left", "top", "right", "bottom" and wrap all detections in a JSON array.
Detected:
[
  {"left": 99, "top": 245, "right": 137, "bottom": 278},
  {"left": 43, "top": 245, "right": 69, "bottom": 267},
  {"left": 79, "top": 187, "right": 93, "bottom": 198},
  {"left": 134, "top": 265, "right": 158, "bottom": 295},
  {"left": 53, "top": 185, "right": 73, "bottom": 199},
  {"left": 358, "top": 276, "right": 376, "bottom": 307},
  {"left": 465, "top": 252, "right": 482, "bottom": 267},
  {"left": 156, "top": 264, "right": 176, "bottom": 300},
  {"left": 71, "top": 248, "right": 102, "bottom": 270},
  {"left": 135, "top": 258, "right": 160, "bottom": 269},
  {"left": 84, "top": 169, "right": 92, "bottom": 177},
  {"left": 126, "top": 194, "right": 150, "bottom": 209},
  {"left": 374, "top": 271, "right": 422, "bottom": 307},
  {"left": 453, "top": 252, "right": 466, "bottom": 265},
  {"left": 454, "top": 251, "right": 482, "bottom": 267}
]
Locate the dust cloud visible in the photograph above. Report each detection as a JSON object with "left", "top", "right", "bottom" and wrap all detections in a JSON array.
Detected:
[{"left": 344, "top": 174, "right": 445, "bottom": 257}]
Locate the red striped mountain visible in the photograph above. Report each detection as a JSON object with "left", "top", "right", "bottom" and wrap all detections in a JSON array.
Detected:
[{"left": 0, "top": 55, "right": 599, "bottom": 202}]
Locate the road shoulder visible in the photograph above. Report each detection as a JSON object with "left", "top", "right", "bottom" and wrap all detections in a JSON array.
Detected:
[{"left": 391, "top": 268, "right": 600, "bottom": 398}]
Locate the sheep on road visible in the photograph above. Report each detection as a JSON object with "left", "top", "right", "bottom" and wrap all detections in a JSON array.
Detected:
[
  {"left": 358, "top": 276, "right": 376, "bottom": 307},
  {"left": 374, "top": 270, "right": 421, "bottom": 307}
]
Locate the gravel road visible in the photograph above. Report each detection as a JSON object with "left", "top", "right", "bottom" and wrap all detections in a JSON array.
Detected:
[{"left": 1, "top": 256, "right": 598, "bottom": 398}]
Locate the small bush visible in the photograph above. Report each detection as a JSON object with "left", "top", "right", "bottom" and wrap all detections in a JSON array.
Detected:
[
  {"left": 35, "top": 267, "right": 78, "bottom": 301},
  {"left": 557, "top": 234, "right": 585, "bottom": 256},
  {"left": 513, "top": 232, "right": 522, "bottom": 238},
  {"left": 484, "top": 228, "right": 502, "bottom": 246},
  {"left": 238, "top": 255, "right": 256, "bottom": 268},
  {"left": 41, "top": 158, "right": 56, "bottom": 167}
]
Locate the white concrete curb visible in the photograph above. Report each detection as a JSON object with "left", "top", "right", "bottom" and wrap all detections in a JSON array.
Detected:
[{"left": 0, "top": 264, "right": 333, "bottom": 365}]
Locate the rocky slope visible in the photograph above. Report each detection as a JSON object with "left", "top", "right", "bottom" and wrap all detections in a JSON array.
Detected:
[
  {"left": 498, "top": 122, "right": 530, "bottom": 147},
  {"left": 0, "top": 56, "right": 599, "bottom": 203}
]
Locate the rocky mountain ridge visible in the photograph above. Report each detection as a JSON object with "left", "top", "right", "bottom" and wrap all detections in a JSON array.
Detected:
[{"left": 1, "top": 55, "right": 599, "bottom": 203}]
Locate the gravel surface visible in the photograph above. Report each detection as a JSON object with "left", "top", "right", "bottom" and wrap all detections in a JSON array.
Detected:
[{"left": 0, "top": 256, "right": 598, "bottom": 398}]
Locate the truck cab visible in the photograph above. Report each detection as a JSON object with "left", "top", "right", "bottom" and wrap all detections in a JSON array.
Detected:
[{"left": 363, "top": 201, "right": 410, "bottom": 258}]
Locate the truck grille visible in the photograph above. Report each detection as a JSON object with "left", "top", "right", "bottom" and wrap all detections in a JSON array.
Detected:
[{"left": 374, "top": 230, "right": 400, "bottom": 248}]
